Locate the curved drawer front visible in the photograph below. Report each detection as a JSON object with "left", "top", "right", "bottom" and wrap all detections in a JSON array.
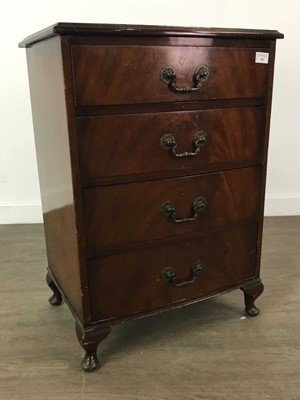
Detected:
[
  {"left": 73, "top": 45, "right": 269, "bottom": 105},
  {"left": 83, "top": 167, "right": 262, "bottom": 249},
  {"left": 88, "top": 222, "right": 257, "bottom": 321},
  {"left": 78, "top": 107, "right": 265, "bottom": 183}
]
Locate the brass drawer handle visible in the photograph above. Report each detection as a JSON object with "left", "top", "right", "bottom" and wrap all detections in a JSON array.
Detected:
[
  {"left": 162, "top": 261, "right": 204, "bottom": 287},
  {"left": 160, "top": 196, "right": 207, "bottom": 223},
  {"left": 160, "top": 65, "right": 209, "bottom": 93},
  {"left": 160, "top": 131, "right": 207, "bottom": 158}
]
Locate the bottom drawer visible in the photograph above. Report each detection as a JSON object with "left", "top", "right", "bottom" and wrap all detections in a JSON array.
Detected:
[{"left": 88, "top": 223, "right": 258, "bottom": 322}]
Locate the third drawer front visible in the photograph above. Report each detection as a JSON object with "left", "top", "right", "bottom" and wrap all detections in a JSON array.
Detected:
[
  {"left": 88, "top": 222, "right": 258, "bottom": 321},
  {"left": 83, "top": 167, "right": 262, "bottom": 250},
  {"left": 78, "top": 107, "right": 265, "bottom": 183}
]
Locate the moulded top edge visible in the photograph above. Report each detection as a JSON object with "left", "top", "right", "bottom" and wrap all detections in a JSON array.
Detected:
[{"left": 19, "top": 22, "right": 284, "bottom": 48}]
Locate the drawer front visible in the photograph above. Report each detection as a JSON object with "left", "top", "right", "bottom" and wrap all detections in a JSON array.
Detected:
[
  {"left": 83, "top": 167, "right": 262, "bottom": 249},
  {"left": 73, "top": 45, "right": 269, "bottom": 105},
  {"left": 88, "top": 222, "right": 257, "bottom": 321},
  {"left": 78, "top": 107, "right": 265, "bottom": 182}
]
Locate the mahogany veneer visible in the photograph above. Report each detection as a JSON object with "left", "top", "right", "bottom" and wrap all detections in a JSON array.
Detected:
[
  {"left": 78, "top": 107, "right": 265, "bottom": 183},
  {"left": 83, "top": 167, "right": 262, "bottom": 249},
  {"left": 72, "top": 45, "right": 269, "bottom": 105},
  {"left": 20, "top": 23, "right": 283, "bottom": 372}
]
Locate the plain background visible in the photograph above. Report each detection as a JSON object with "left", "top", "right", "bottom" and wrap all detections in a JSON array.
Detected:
[{"left": 0, "top": 0, "right": 298, "bottom": 223}]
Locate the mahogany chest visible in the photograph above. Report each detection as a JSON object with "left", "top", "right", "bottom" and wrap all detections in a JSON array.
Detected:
[{"left": 19, "top": 23, "right": 283, "bottom": 371}]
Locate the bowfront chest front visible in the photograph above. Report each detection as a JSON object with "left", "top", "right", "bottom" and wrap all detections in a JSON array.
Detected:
[{"left": 19, "top": 23, "right": 283, "bottom": 371}]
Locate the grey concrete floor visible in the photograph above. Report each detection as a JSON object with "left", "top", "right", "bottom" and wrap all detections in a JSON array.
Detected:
[{"left": 0, "top": 217, "right": 299, "bottom": 400}]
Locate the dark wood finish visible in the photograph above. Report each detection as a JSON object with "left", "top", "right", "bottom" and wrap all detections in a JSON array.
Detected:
[
  {"left": 20, "top": 23, "right": 283, "bottom": 371},
  {"left": 73, "top": 45, "right": 270, "bottom": 105},
  {"left": 19, "top": 23, "right": 283, "bottom": 48},
  {"left": 78, "top": 107, "right": 265, "bottom": 183},
  {"left": 25, "top": 37, "right": 84, "bottom": 319},
  {"left": 46, "top": 269, "right": 63, "bottom": 306},
  {"left": 70, "top": 35, "right": 274, "bottom": 49},
  {"left": 85, "top": 220, "right": 254, "bottom": 259},
  {"left": 60, "top": 37, "right": 92, "bottom": 325},
  {"left": 82, "top": 161, "right": 262, "bottom": 187},
  {"left": 83, "top": 167, "right": 262, "bottom": 249},
  {"left": 88, "top": 222, "right": 257, "bottom": 321},
  {"left": 76, "top": 98, "right": 266, "bottom": 117},
  {"left": 255, "top": 41, "right": 277, "bottom": 277},
  {"left": 241, "top": 280, "right": 265, "bottom": 316},
  {"left": 75, "top": 321, "right": 111, "bottom": 372}
]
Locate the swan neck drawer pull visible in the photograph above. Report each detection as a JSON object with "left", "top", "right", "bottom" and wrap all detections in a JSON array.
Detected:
[
  {"left": 160, "top": 131, "right": 207, "bottom": 157},
  {"left": 160, "top": 65, "right": 209, "bottom": 93},
  {"left": 162, "top": 261, "right": 204, "bottom": 287},
  {"left": 160, "top": 196, "right": 207, "bottom": 223}
]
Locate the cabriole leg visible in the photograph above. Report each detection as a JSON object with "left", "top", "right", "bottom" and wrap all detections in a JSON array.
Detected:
[
  {"left": 46, "top": 270, "right": 63, "bottom": 306},
  {"left": 241, "top": 280, "right": 264, "bottom": 316},
  {"left": 75, "top": 321, "right": 111, "bottom": 372}
]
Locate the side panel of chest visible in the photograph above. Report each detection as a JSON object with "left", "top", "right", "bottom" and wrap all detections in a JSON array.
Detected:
[{"left": 25, "top": 37, "right": 84, "bottom": 319}]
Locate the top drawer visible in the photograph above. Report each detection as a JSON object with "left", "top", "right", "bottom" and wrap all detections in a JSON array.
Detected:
[{"left": 72, "top": 45, "right": 270, "bottom": 106}]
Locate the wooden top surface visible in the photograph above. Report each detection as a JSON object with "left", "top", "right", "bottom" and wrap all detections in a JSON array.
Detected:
[{"left": 19, "top": 22, "right": 284, "bottom": 47}]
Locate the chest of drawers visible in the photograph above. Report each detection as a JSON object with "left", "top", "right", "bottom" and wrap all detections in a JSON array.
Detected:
[{"left": 20, "top": 23, "right": 283, "bottom": 372}]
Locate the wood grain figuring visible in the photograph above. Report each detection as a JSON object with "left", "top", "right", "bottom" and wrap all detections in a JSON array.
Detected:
[
  {"left": 78, "top": 107, "right": 265, "bottom": 183},
  {"left": 20, "top": 23, "right": 283, "bottom": 371},
  {"left": 72, "top": 45, "right": 270, "bottom": 105},
  {"left": 83, "top": 167, "right": 262, "bottom": 249},
  {"left": 88, "top": 222, "right": 257, "bottom": 321},
  {"left": 26, "top": 37, "right": 83, "bottom": 319}
]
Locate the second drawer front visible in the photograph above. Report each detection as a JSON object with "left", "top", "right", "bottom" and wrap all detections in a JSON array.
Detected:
[
  {"left": 83, "top": 167, "right": 262, "bottom": 250},
  {"left": 78, "top": 107, "right": 265, "bottom": 182},
  {"left": 88, "top": 222, "right": 257, "bottom": 321}
]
